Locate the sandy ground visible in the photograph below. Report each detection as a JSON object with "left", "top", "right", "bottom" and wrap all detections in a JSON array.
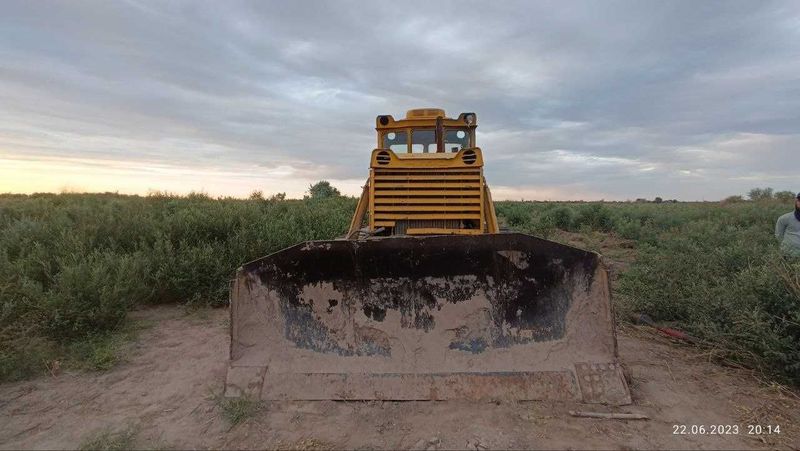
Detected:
[{"left": 1, "top": 306, "right": 799, "bottom": 450}]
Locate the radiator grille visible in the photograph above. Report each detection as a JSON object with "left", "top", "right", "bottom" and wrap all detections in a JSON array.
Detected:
[{"left": 371, "top": 168, "right": 483, "bottom": 232}]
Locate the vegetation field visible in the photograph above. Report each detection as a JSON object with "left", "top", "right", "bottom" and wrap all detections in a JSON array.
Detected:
[{"left": 1, "top": 188, "right": 798, "bottom": 386}]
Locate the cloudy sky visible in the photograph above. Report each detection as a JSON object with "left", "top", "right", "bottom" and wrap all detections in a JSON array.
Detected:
[{"left": 1, "top": 1, "right": 798, "bottom": 200}]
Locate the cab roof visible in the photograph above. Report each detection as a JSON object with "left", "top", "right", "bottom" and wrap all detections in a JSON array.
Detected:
[{"left": 375, "top": 109, "right": 477, "bottom": 129}]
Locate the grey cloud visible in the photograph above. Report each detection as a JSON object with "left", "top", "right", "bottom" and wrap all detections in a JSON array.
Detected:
[{"left": 1, "top": 0, "right": 798, "bottom": 199}]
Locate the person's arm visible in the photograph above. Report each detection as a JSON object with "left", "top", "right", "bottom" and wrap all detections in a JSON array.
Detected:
[{"left": 776, "top": 215, "right": 788, "bottom": 242}]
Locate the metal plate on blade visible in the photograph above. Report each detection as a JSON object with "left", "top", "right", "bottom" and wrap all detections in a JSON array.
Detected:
[
  {"left": 259, "top": 370, "right": 581, "bottom": 401},
  {"left": 575, "top": 362, "right": 631, "bottom": 405}
]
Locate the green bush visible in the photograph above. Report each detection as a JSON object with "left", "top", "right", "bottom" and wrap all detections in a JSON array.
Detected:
[
  {"left": 43, "top": 251, "right": 149, "bottom": 339},
  {"left": 775, "top": 190, "right": 796, "bottom": 203},
  {"left": 495, "top": 202, "right": 531, "bottom": 228},
  {"left": 574, "top": 203, "right": 614, "bottom": 232},
  {"left": 0, "top": 192, "right": 356, "bottom": 381},
  {"left": 542, "top": 206, "right": 575, "bottom": 231},
  {"left": 616, "top": 205, "right": 800, "bottom": 384},
  {"left": 2, "top": 192, "right": 798, "bottom": 385},
  {"left": 307, "top": 180, "right": 341, "bottom": 199},
  {"left": 494, "top": 198, "right": 799, "bottom": 383}
]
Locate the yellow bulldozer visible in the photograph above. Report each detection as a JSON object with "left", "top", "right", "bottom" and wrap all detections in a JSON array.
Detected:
[{"left": 226, "top": 109, "right": 631, "bottom": 405}]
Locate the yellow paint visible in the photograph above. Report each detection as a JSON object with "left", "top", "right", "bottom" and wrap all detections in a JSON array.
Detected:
[
  {"left": 345, "top": 109, "right": 500, "bottom": 237},
  {"left": 406, "top": 228, "right": 484, "bottom": 235}
]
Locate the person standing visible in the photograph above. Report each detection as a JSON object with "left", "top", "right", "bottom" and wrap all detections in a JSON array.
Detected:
[{"left": 775, "top": 192, "right": 800, "bottom": 256}]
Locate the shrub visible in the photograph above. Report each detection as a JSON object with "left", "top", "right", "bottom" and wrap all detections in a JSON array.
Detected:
[
  {"left": 495, "top": 202, "right": 531, "bottom": 227},
  {"left": 775, "top": 190, "right": 796, "bottom": 203},
  {"left": 574, "top": 203, "right": 614, "bottom": 232},
  {"left": 307, "top": 181, "right": 341, "bottom": 199},
  {"left": 80, "top": 426, "right": 138, "bottom": 451},
  {"left": 617, "top": 213, "right": 800, "bottom": 384},
  {"left": 2, "top": 193, "right": 798, "bottom": 386},
  {"left": 0, "top": 193, "right": 356, "bottom": 381},
  {"left": 43, "top": 251, "right": 150, "bottom": 339},
  {"left": 217, "top": 394, "right": 264, "bottom": 426},
  {"left": 722, "top": 195, "right": 745, "bottom": 204},
  {"left": 748, "top": 187, "right": 774, "bottom": 201},
  {"left": 542, "top": 206, "right": 575, "bottom": 231},
  {"left": 614, "top": 217, "right": 642, "bottom": 240}
]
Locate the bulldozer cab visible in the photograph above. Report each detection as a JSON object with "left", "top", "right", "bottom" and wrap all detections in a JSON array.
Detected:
[
  {"left": 346, "top": 109, "right": 499, "bottom": 237},
  {"left": 378, "top": 109, "right": 475, "bottom": 154}
]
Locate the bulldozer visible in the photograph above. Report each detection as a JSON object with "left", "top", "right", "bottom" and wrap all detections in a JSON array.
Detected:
[{"left": 226, "top": 109, "right": 631, "bottom": 405}]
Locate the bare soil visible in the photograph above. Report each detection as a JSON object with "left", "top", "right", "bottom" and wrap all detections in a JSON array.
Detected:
[{"left": 1, "top": 306, "right": 799, "bottom": 450}]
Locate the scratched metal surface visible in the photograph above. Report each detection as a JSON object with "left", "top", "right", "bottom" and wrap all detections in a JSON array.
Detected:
[{"left": 227, "top": 233, "right": 630, "bottom": 404}]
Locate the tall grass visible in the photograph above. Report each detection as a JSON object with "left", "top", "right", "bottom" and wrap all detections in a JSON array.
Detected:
[
  {"left": 496, "top": 199, "right": 800, "bottom": 384},
  {"left": 1, "top": 193, "right": 798, "bottom": 385},
  {"left": 0, "top": 192, "right": 355, "bottom": 381}
]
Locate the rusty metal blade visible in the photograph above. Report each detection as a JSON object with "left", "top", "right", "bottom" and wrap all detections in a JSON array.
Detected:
[{"left": 227, "top": 233, "right": 630, "bottom": 405}]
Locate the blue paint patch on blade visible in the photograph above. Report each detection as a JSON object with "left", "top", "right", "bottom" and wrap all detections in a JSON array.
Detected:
[{"left": 284, "top": 306, "right": 391, "bottom": 357}]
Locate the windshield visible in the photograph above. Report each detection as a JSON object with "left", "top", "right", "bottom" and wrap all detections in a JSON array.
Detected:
[
  {"left": 411, "top": 129, "right": 436, "bottom": 153},
  {"left": 383, "top": 128, "right": 470, "bottom": 153}
]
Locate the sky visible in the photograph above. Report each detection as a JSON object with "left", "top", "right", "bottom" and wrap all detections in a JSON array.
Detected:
[{"left": 1, "top": 1, "right": 798, "bottom": 201}]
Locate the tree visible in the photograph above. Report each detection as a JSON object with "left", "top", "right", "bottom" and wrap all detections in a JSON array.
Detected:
[
  {"left": 307, "top": 181, "right": 341, "bottom": 199},
  {"left": 747, "top": 187, "right": 774, "bottom": 201},
  {"left": 775, "top": 190, "right": 796, "bottom": 203},
  {"left": 722, "top": 195, "right": 744, "bottom": 204},
  {"left": 249, "top": 190, "right": 264, "bottom": 200},
  {"left": 653, "top": 197, "right": 663, "bottom": 204}
]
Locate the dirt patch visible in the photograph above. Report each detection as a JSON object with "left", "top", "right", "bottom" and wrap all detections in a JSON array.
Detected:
[{"left": 1, "top": 306, "right": 798, "bottom": 450}]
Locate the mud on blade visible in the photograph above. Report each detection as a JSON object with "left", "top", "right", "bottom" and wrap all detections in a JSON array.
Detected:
[{"left": 226, "top": 233, "right": 631, "bottom": 405}]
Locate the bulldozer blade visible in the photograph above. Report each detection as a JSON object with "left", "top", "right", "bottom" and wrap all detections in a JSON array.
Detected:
[{"left": 226, "top": 233, "right": 631, "bottom": 405}]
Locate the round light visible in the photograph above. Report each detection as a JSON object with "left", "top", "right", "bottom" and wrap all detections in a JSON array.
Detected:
[
  {"left": 387, "top": 132, "right": 396, "bottom": 140},
  {"left": 464, "top": 113, "right": 476, "bottom": 125},
  {"left": 456, "top": 130, "right": 466, "bottom": 139},
  {"left": 379, "top": 115, "right": 390, "bottom": 126}
]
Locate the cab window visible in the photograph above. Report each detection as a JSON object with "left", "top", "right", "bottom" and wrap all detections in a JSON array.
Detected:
[
  {"left": 383, "top": 131, "right": 408, "bottom": 153},
  {"left": 384, "top": 128, "right": 471, "bottom": 153},
  {"left": 444, "top": 129, "right": 469, "bottom": 152},
  {"left": 411, "top": 129, "right": 435, "bottom": 153}
]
